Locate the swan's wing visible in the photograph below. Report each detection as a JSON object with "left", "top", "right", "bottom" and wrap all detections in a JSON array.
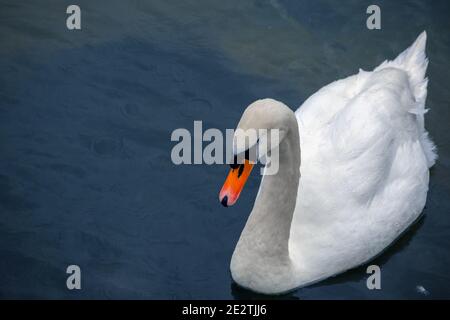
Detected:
[
  {"left": 295, "top": 71, "right": 366, "bottom": 136},
  {"left": 296, "top": 31, "right": 435, "bottom": 169},
  {"left": 290, "top": 33, "right": 435, "bottom": 285},
  {"left": 323, "top": 67, "right": 427, "bottom": 203}
]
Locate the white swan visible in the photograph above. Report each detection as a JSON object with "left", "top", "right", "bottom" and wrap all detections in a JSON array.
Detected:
[{"left": 218, "top": 32, "right": 437, "bottom": 294}]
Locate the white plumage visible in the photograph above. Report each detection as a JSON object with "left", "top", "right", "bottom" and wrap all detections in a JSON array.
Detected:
[{"left": 229, "top": 32, "right": 436, "bottom": 294}]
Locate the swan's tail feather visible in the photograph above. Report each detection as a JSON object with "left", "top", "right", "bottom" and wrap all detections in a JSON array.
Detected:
[
  {"left": 375, "top": 31, "right": 437, "bottom": 168},
  {"left": 421, "top": 131, "right": 438, "bottom": 168},
  {"left": 375, "top": 31, "right": 428, "bottom": 105}
]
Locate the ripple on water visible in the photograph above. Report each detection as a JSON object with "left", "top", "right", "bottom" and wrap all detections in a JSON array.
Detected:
[
  {"left": 120, "top": 103, "right": 141, "bottom": 119},
  {"left": 91, "top": 137, "right": 124, "bottom": 158},
  {"left": 180, "top": 98, "right": 213, "bottom": 118},
  {"left": 416, "top": 285, "right": 430, "bottom": 296}
]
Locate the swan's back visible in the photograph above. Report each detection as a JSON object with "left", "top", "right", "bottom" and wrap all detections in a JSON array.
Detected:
[{"left": 289, "top": 32, "right": 436, "bottom": 286}]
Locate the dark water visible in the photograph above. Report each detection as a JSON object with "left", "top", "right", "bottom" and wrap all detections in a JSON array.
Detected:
[{"left": 0, "top": 0, "right": 449, "bottom": 299}]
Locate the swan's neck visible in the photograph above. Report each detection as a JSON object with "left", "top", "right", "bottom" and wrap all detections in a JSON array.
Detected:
[{"left": 231, "top": 118, "right": 300, "bottom": 292}]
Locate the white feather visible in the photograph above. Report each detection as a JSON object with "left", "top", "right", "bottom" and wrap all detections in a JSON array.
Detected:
[
  {"left": 289, "top": 31, "right": 436, "bottom": 286},
  {"left": 229, "top": 32, "right": 437, "bottom": 294}
]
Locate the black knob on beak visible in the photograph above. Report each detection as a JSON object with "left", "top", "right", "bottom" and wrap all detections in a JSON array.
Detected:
[{"left": 230, "top": 155, "right": 240, "bottom": 169}]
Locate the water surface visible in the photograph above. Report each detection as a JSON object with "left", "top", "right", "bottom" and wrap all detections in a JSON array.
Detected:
[{"left": 0, "top": 0, "right": 449, "bottom": 299}]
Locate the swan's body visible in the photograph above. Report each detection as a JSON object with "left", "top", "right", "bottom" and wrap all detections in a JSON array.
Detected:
[{"left": 226, "top": 32, "right": 437, "bottom": 294}]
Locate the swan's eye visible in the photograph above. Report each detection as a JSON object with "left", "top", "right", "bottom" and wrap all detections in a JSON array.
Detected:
[{"left": 244, "top": 149, "right": 250, "bottom": 160}]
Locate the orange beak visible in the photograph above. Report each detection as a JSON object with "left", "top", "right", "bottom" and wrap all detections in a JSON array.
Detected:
[{"left": 219, "top": 159, "right": 254, "bottom": 207}]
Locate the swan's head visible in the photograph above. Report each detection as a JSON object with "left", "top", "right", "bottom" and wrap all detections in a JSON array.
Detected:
[{"left": 219, "top": 98, "right": 295, "bottom": 207}]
